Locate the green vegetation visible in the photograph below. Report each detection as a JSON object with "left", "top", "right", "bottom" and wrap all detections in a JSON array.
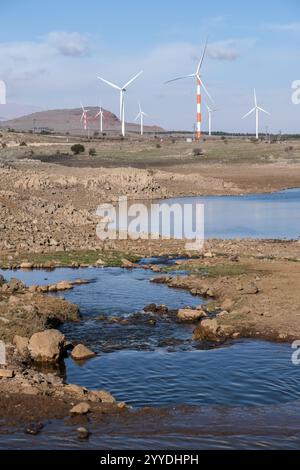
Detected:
[
  {"left": 89, "top": 148, "right": 97, "bottom": 156},
  {"left": 71, "top": 144, "right": 85, "bottom": 155},
  {"left": 0, "top": 250, "right": 140, "bottom": 269},
  {"left": 163, "top": 263, "right": 250, "bottom": 278}
]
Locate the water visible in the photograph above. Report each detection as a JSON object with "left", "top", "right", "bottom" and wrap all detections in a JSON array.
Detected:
[
  {"left": 1, "top": 188, "right": 300, "bottom": 449},
  {"left": 146, "top": 188, "right": 300, "bottom": 239},
  {"left": 1, "top": 267, "right": 299, "bottom": 410},
  {"left": 66, "top": 341, "right": 299, "bottom": 408}
]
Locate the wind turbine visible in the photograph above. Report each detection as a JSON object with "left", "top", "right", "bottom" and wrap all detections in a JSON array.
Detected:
[
  {"left": 95, "top": 103, "right": 104, "bottom": 134},
  {"left": 97, "top": 71, "right": 143, "bottom": 137},
  {"left": 242, "top": 89, "right": 270, "bottom": 140},
  {"left": 80, "top": 104, "right": 90, "bottom": 138},
  {"left": 135, "top": 102, "right": 148, "bottom": 136},
  {"left": 165, "top": 39, "right": 213, "bottom": 140},
  {"left": 206, "top": 103, "right": 217, "bottom": 137}
]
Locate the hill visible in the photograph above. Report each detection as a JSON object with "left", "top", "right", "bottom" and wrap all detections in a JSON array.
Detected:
[
  {"left": 0, "top": 103, "right": 43, "bottom": 121},
  {"left": 0, "top": 106, "right": 163, "bottom": 135}
]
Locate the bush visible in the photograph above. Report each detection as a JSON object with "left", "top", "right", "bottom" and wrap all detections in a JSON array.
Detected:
[
  {"left": 193, "top": 148, "right": 203, "bottom": 156},
  {"left": 20, "top": 141, "right": 27, "bottom": 147},
  {"left": 71, "top": 144, "right": 85, "bottom": 155},
  {"left": 89, "top": 148, "right": 97, "bottom": 156},
  {"left": 156, "top": 143, "right": 161, "bottom": 149}
]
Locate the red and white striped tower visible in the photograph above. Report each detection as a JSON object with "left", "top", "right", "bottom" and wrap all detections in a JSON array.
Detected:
[
  {"left": 165, "top": 39, "right": 211, "bottom": 141},
  {"left": 196, "top": 78, "right": 201, "bottom": 140}
]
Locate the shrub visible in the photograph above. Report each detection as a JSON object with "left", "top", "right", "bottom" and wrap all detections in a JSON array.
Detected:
[
  {"left": 20, "top": 141, "right": 27, "bottom": 146},
  {"left": 89, "top": 148, "right": 97, "bottom": 156},
  {"left": 156, "top": 143, "right": 161, "bottom": 149},
  {"left": 71, "top": 144, "right": 85, "bottom": 155},
  {"left": 193, "top": 148, "right": 203, "bottom": 156}
]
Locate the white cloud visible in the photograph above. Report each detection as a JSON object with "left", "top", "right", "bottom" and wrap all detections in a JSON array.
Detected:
[
  {"left": 207, "top": 40, "right": 240, "bottom": 61},
  {"left": 47, "top": 32, "right": 90, "bottom": 57},
  {"left": 265, "top": 23, "right": 300, "bottom": 32}
]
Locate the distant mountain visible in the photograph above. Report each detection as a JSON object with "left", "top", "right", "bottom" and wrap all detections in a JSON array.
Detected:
[
  {"left": 0, "top": 106, "right": 163, "bottom": 134},
  {"left": 0, "top": 103, "right": 43, "bottom": 121}
]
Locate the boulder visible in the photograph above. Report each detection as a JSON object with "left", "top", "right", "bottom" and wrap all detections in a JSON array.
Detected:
[
  {"left": 55, "top": 281, "right": 73, "bottom": 291},
  {"left": 28, "top": 285, "right": 38, "bottom": 293},
  {"left": 96, "top": 259, "right": 106, "bottom": 266},
  {"left": 90, "top": 390, "right": 116, "bottom": 404},
  {"left": 71, "top": 344, "right": 96, "bottom": 361},
  {"left": 143, "top": 304, "right": 168, "bottom": 314},
  {"left": 0, "top": 369, "right": 15, "bottom": 378},
  {"left": 177, "top": 308, "right": 206, "bottom": 322},
  {"left": 28, "top": 329, "right": 65, "bottom": 363},
  {"left": 242, "top": 282, "right": 259, "bottom": 295},
  {"left": 150, "top": 265, "right": 161, "bottom": 273},
  {"left": 20, "top": 262, "right": 33, "bottom": 269},
  {"left": 193, "top": 318, "right": 220, "bottom": 341},
  {"left": 64, "top": 383, "right": 88, "bottom": 397},
  {"left": 221, "top": 298, "right": 234, "bottom": 312},
  {"left": 7, "top": 278, "right": 25, "bottom": 292},
  {"left": 77, "top": 427, "right": 90, "bottom": 440},
  {"left": 70, "top": 402, "right": 90, "bottom": 415},
  {"left": 121, "top": 259, "right": 135, "bottom": 268},
  {"left": 13, "top": 335, "right": 29, "bottom": 357}
]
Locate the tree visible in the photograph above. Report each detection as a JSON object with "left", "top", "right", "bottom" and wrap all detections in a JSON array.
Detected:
[
  {"left": 71, "top": 144, "right": 85, "bottom": 155},
  {"left": 89, "top": 148, "right": 97, "bottom": 156}
]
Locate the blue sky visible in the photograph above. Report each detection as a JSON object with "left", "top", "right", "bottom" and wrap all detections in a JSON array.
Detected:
[{"left": 1, "top": 0, "right": 300, "bottom": 132}]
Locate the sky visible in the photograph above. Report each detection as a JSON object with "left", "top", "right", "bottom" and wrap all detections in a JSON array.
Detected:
[{"left": 0, "top": 0, "right": 300, "bottom": 133}]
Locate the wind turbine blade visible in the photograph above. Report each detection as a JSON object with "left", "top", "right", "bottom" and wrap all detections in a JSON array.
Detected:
[
  {"left": 199, "top": 78, "right": 214, "bottom": 103},
  {"left": 97, "top": 76, "right": 121, "bottom": 91},
  {"left": 164, "top": 74, "right": 195, "bottom": 84},
  {"left": 135, "top": 113, "right": 140, "bottom": 121},
  {"left": 123, "top": 71, "right": 143, "bottom": 89},
  {"left": 139, "top": 101, "right": 142, "bottom": 113},
  {"left": 254, "top": 89, "right": 257, "bottom": 107},
  {"left": 197, "top": 37, "right": 208, "bottom": 74},
  {"left": 242, "top": 108, "right": 256, "bottom": 119},
  {"left": 258, "top": 107, "right": 270, "bottom": 115}
]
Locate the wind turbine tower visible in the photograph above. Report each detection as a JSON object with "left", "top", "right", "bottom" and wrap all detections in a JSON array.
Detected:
[
  {"left": 242, "top": 89, "right": 270, "bottom": 140},
  {"left": 165, "top": 39, "right": 213, "bottom": 140},
  {"left": 206, "top": 103, "right": 216, "bottom": 137},
  {"left": 95, "top": 104, "right": 104, "bottom": 134},
  {"left": 80, "top": 104, "right": 90, "bottom": 138},
  {"left": 135, "top": 102, "right": 148, "bottom": 136}
]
